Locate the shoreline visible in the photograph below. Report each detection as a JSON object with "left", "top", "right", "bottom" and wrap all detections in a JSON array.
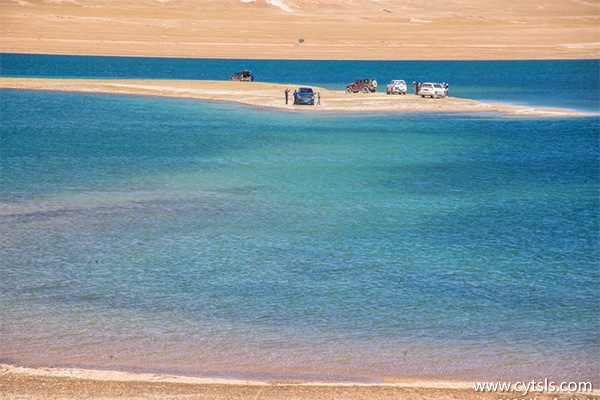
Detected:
[
  {"left": 0, "top": 78, "right": 595, "bottom": 117},
  {"left": 2, "top": 364, "right": 597, "bottom": 400},
  {"left": 4, "top": 50, "right": 600, "bottom": 62},
  {"left": 0, "top": 364, "right": 471, "bottom": 388}
]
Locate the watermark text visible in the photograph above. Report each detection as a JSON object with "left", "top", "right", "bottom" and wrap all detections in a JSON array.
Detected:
[{"left": 473, "top": 379, "right": 593, "bottom": 396}]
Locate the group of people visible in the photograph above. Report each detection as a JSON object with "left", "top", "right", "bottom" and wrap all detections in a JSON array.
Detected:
[{"left": 411, "top": 81, "right": 450, "bottom": 95}]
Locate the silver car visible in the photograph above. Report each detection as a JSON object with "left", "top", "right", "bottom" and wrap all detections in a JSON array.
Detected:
[
  {"left": 420, "top": 82, "right": 446, "bottom": 98},
  {"left": 386, "top": 79, "right": 407, "bottom": 95}
]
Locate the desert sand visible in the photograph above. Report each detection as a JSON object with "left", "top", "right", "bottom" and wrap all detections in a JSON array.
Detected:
[
  {"left": 1, "top": 0, "right": 599, "bottom": 60},
  {"left": 0, "top": 77, "right": 593, "bottom": 117},
  {"left": 2, "top": 364, "right": 598, "bottom": 400}
]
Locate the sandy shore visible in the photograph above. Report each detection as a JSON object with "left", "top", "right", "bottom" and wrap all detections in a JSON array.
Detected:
[
  {"left": 1, "top": 0, "right": 598, "bottom": 60},
  {"left": 1, "top": 77, "right": 593, "bottom": 117},
  {"left": 2, "top": 364, "right": 597, "bottom": 400}
]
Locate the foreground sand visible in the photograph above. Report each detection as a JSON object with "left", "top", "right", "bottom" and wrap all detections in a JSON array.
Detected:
[
  {"left": 1, "top": 0, "right": 598, "bottom": 60},
  {"left": 1, "top": 365, "right": 598, "bottom": 400},
  {"left": 0, "top": 78, "right": 593, "bottom": 117}
]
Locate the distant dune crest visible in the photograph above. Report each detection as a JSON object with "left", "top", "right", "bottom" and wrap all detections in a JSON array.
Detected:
[
  {"left": 265, "top": 0, "right": 295, "bottom": 12},
  {"left": 240, "top": 0, "right": 295, "bottom": 12}
]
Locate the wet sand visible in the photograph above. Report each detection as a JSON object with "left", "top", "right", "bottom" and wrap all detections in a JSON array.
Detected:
[
  {"left": 0, "top": 77, "right": 593, "bottom": 117},
  {"left": 2, "top": 364, "right": 598, "bottom": 400}
]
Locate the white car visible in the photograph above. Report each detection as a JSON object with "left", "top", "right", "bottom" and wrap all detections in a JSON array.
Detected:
[
  {"left": 386, "top": 79, "right": 407, "bottom": 95},
  {"left": 420, "top": 82, "right": 446, "bottom": 98}
]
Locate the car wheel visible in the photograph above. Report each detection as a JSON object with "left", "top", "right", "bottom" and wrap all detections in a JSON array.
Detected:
[{"left": 363, "top": 87, "right": 370, "bottom": 93}]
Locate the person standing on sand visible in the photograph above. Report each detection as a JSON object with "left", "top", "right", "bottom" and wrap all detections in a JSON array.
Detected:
[
  {"left": 317, "top": 90, "right": 321, "bottom": 105},
  {"left": 285, "top": 88, "right": 290, "bottom": 104},
  {"left": 411, "top": 81, "right": 415, "bottom": 94}
]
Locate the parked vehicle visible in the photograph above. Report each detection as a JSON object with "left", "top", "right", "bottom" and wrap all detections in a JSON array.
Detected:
[
  {"left": 346, "top": 78, "right": 378, "bottom": 93},
  {"left": 294, "top": 87, "right": 315, "bottom": 105},
  {"left": 434, "top": 83, "right": 448, "bottom": 97},
  {"left": 386, "top": 80, "right": 407, "bottom": 95},
  {"left": 420, "top": 82, "right": 446, "bottom": 98},
  {"left": 229, "top": 70, "right": 254, "bottom": 81}
]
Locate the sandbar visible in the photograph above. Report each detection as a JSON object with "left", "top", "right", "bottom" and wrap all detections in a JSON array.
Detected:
[{"left": 0, "top": 77, "right": 593, "bottom": 117}]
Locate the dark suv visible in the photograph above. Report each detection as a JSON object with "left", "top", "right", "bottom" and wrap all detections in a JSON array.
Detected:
[
  {"left": 294, "top": 87, "right": 315, "bottom": 105},
  {"left": 346, "top": 78, "right": 378, "bottom": 93},
  {"left": 229, "top": 70, "right": 254, "bottom": 81}
]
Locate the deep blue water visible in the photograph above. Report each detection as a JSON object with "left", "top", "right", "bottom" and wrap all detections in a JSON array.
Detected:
[{"left": 0, "top": 55, "right": 599, "bottom": 383}]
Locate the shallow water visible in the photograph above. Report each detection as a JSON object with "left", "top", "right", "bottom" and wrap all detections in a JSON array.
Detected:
[{"left": 1, "top": 57, "right": 599, "bottom": 383}]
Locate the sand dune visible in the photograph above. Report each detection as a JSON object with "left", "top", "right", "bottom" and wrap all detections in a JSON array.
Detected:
[{"left": 1, "top": 0, "right": 598, "bottom": 60}]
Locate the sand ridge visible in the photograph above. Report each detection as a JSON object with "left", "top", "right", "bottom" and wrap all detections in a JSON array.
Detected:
[{"left": 0, "top": 77, "right": 594, "bottom": 117}]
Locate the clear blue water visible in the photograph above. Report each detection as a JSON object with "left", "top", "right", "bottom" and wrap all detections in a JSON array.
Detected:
[{"left": 0, "top": 55, "right": 599, "bottom": 383}]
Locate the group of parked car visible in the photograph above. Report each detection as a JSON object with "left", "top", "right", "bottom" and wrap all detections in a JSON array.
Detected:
[
  {"left": 230, "top": 70, "right": 448, "bottom": 105},
  {"left": 346, "top": 78, "right": 449, "bottom": 98}
]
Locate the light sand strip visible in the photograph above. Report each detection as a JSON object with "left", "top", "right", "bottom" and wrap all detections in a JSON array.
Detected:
[{"left": 1, "top": 78, "right": 594, "bottom": 117}]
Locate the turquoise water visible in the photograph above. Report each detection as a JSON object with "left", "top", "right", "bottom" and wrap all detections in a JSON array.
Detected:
[{"left": 1, "top": 57, "right": 599, "bottom": 383}]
